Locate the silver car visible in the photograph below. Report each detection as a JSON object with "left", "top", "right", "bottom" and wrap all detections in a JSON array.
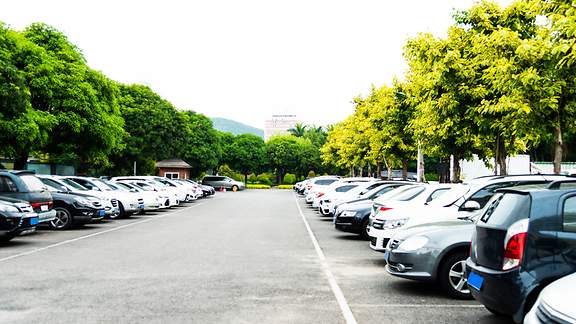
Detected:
[
  {"left": 524, "top": 272, "right": 576, "bottom": 323},
  {"left": 384, "top": 219, "right": 475, "bottom": 299}
]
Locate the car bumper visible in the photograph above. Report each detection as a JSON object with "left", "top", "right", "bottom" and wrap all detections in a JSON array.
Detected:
[
  {"left": 37, "top": 210, "right": 57, "bottom": 223},
  {"left": 384, "top": 249, "right": 435, "bottom": 281},
  {"left": 368, "top": 227, "right": 388, "bottom": 252},
  {"left": 465, "top": 258, "right": 533, "bottom": 322},
  {"left": 334, "top": 216, "right": 362, "bottom": 234},
  {"left": 75, "top": 208, "right": 106, "bottom": 224}
]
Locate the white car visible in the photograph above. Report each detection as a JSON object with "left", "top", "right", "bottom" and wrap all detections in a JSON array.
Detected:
[
  {"left": 304, "top": 176, "right": 340, "bottom": 204},
  {"left": 368, "top": 184, "right": 456, "bottom": 252},
  {"left": 106, "top": 181, "right": 160, "bottom": 212},
  {"left": 38, "top": 175, "right": 120, "bottom": 218},
  {"left": 319, "top": 181, "right": 397, "bottom": 216},
  {"left": 115, "top": 180, "right": 173, "bottom": 208},
  {"left": 112, "top": 176, "right": 182, "bottom": 206},
  {"left": 368, "top": 174, "right": 571, "bottom": 252},
  {"left": 525, "top": 272, "right": 576, "bottom": 324},
  {"left": 65, "top": 176, "right": 143, "bottom": 218}
]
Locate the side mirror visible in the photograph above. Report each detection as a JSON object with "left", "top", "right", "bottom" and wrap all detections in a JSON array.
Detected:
[
  {"left": 130, "top": 188, "right": 138, "bottom": 193},
  {"left": 461, "top": 200, "right": 481, "bottom": 211},
  {"left": 61, "top": 186, "right": 70, "bottom": 193}
]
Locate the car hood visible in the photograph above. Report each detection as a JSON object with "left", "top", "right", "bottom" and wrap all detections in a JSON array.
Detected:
[
  {"left": 392, "top": 220, "right": 475, "bottom": 241},
  {"left": 539, "top": 273, "right": 576, "bottom": 321},
  {"left": 0, "top": 196, "right": 29, "bottom": 205}
]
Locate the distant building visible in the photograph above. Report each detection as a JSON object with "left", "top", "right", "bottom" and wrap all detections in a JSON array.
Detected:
[
  {"left": 264, "top": 114, "right": 298, "bottom": 141},
  {"left": 156, "top": 159, "right": 192, "bottom": 179}
]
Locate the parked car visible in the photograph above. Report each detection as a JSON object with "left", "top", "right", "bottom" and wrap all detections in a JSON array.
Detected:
[
  {"left": 525, "top": 272, "right": 576, "bottom": 324},
  {"left": 0, "top": 170, "right": 56, "bottom": 224},
  {"left": 333, "top": 183, "right": 413, "bottom": 238},
  {"left": 466, "top": 182, "right": 576, "bottom": 323},
  {"left": 369, "top": 175, "right": 569, "bottom": 252},
  {"left": 112, "top": 176, "right": 182, "bottom": 205},
  {"left": 65, "top": 176, "right": 143, "bottom": 218},
  {"left": 304, "top": 176, "right": 341, "bottom": 203},
  {"left": 42, "top": 182, "right": 106, "bottom": 229},
  {"left": 201, "top": 175, "right": 245, "bottom": 192},
  {"left": 369, "top": 184, "right": 456, "bottom": 252},
  {"left": 0, "top": 197, "right": 38, "bottom": 242},
  {"left": 38, "top": 175, "right": 120, "bottom": 218},
  {"left": 114, "top": 179, "right": 173, "bottom": 208},
  {"left": 110, "top": 181, "right": 162, "bottom": 212}
]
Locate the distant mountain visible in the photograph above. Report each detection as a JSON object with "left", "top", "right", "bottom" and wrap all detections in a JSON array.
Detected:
[{"left": 211, "top": 117, "right": 264, "bottom": 138}]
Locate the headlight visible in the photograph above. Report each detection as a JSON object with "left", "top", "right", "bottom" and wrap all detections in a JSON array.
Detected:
[
  {"left": 397, "top": 236, "right": 429, "bottom": 252},
  {"left": 74, "top": 197, "right": 93, "bottom": 207},
  {"left": 0, "top": 204, "right": 19, "bottom": 213},
  {"left": 341, "top": 210, "right": 357, "bottom": 217},
  {"left": 383, "top": 218, "right": 409, "bottom": 229}
]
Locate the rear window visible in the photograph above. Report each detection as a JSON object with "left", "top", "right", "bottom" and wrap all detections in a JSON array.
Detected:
[
  {"left": 20, "top": 175, "right": 46, "bottom": 192},
  {"left": 61, "top": 179, "right": 89, "bottom": 191},
  {"left": 479, "top": 193, "right": 531, "bottom": 227},
  {"left": 315, "top": 179, "right": 338, "bottom": 185}
]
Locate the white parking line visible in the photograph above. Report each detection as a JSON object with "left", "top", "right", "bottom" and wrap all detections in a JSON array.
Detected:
[
  {"left": 0, "top": 202, "right": 208, "bottom": 263},
  {"left": 351, "top": 304, "right": 484, "bottom": 308},
  {"left": 293, "top": 193, "right": 358, "bottom": 324}
]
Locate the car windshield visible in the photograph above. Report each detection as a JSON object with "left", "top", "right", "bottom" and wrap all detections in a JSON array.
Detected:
[
  {"left": 92, "top": 179, "right": 114, "bottom": 191},
  {"left": 390, "top": 185, "right": 426, "bottom": 201},
  {"left": 105, "top": 181, "right": 129, "bottom": 192},
  {"left": 61, "top": 178, "right": 89, "bottom": 191},
  {"left": 427, "top": 184, "right": 471, "bottom": 207}
]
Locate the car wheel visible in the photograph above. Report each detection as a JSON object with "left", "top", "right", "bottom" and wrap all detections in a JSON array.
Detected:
[
  {"left": 360, "top": 218, "right": 370, "bottom": 240},
  {"left": 110, "top": 202, "right": 124, "bottom": 219},
  {"left": 484, "top": 306, "right": 506, "bottom": 316},
  {"left": 0, "top": 232, "right": 16, "bottom": 242},
  {"left": 50, "top": 207, "right": 73, "bottom": 230},
  {"left": 232, "top": 185, "right": 238, "bottom": 192},
  {"left": 439, "top": 252, "right": 472, "bottom": 299}
]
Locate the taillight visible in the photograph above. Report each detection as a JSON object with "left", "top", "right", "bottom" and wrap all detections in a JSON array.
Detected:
[
  {"left": 502, "top": 219, "right": 529, "bottom": 271},
  {"left": 316, "top": 192, "right": 324, "bottom": 198},
  {"left": 379, "top": 206, "right": 393, "bottom": 212},
  {"left": 48, "top": 201, "right": 53, "bottom": 209}
]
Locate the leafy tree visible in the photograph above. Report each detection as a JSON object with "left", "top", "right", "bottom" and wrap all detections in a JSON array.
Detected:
[
  {"left": 224, "top": 134, "right": 267, "bottom": 184},
  {"left": 287, "top": 123, "right": 307, "bottom": 137}
]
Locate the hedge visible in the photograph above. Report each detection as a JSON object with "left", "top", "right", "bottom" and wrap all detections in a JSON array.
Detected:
[
  {"left": 246, "top": 184, "right": 271, "bottom": 189},
  {"left": 277, "top": 185, "right": 294, "bottom": 189}
]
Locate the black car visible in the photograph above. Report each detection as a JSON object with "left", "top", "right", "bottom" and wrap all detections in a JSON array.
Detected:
[
  {"left": 0, "top": 197, "right": 39, "bottom": 242},
  {"left": 0, "top": 170, "right": 56, "bottom": 224},
  {"left": 43, "top": 183, "right": 105, "bottom": 230},
  {"left": 466, "top": 182, "right": 576, "bottom": 323}
]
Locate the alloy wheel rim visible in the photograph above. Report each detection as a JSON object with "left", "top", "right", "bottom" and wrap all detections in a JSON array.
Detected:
[
  {"left": 52, "top": 209, "right": 70, "bottom": 229},
  {"left": 448, "top": 260, "right": 470, "bottom": 294}
]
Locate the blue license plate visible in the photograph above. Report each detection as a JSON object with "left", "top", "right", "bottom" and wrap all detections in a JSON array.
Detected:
[
  {"left": 99, "top": 210, "right": 106, "bottom": 216},
  {"left": 30, "top": 217, "right": 39, "bottom": 225},
  {"left": 138, "top": 204, "right": 145, "bottom": 209},
  {"left": 468, "top": 271, "right": 484, "bottom": 291}
]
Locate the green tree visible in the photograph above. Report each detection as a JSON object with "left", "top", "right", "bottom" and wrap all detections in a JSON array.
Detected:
[
  {"left": 287, "top": 123, "right": 307, "bottom": 137},
  {"left": 227, "top": 134, "right": 267, "bottom": 183}
]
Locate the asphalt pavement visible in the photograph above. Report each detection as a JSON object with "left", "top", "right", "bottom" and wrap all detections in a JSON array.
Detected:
[{"left": 0, "top": 190, "right": 512, "bottom": 323}]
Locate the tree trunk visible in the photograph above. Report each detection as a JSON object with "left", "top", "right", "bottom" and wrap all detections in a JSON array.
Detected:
[
  {"left": 554, "top": 110, "right": 563, "bottom": 174},
  {"left": 244, "top": 174, "right": 248, "bottom": 185},
  {"left": 13, "top": 150, "right": 29, "bottom": 170},
  {"left": 495, "top": 134, "right": 507, "bottom": 176},
  {"left": 376, "top": 164, "right": 382, "bottom": 179},
  {"left": 402, "top": 159, "right": 408, "bottom": 180},
  {"left": 451, "top": 155, "right": 461, "bottom": 183}
]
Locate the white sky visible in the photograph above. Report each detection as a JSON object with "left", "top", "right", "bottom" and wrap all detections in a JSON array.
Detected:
[{"left": 2, "top": 0, "right": 511, "bottom": 129}]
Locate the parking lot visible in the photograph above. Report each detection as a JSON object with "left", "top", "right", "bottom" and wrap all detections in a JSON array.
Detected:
[{"left": 0, "top": 190, "right": 511, "bottom": 323}]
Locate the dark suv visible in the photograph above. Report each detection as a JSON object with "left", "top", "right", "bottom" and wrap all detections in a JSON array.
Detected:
[
  {"left": 0, "top": 171, "right": 56, "bottom": 224},
  {"left": 42, "top": 182, "right": 105, "bottom": 230},
  {"left": 0, "top": 197, "right": 39, "bottom": 242},
  {"left": 466, "top": 182, "right": 576, "bottom": 323}
]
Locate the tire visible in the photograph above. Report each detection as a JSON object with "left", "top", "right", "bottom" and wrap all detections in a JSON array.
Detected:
[
  {"left": 360, "top": 218, "right": 370, "bottom": 240},
  {"left": 50, "top": 207, "right": 73, "bottom": 230},
  {"left": 485, "top": 306, "right": 507, "bottom": 317},
  {"left": 232, "top": 185, "right": 238, "bottom": 192},
  {"left": 0, "top": 232, "right": 16, "bottom": 242},
  {"left": 110, "top": 202, "right": 124, "bottom": 219},
  {"left": 439, "top": 252, "right": 473, "bottom": 299}
]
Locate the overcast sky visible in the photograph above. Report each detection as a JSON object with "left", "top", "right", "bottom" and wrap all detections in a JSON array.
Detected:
[{"left": 2, "top": 0, "right": 511, "bottom": 129}]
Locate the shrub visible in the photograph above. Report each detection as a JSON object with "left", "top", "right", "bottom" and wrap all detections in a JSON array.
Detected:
[
  {"left": 283, "top": 173, "right": 296, "bottom": 184},
  {"left": 256, "top": 173, "right": 273, "bottom": 186},
  {"left": 247, "top": 184, "right": 271, "bottom": 189},
  {"left": 424, "top": 173, "right": 439, "bottom": 182},
  {"left": 248, "top": 173, "right": 257, "bottom": 184},
  {"left": 277, "top": 184, "right": 294, "bottom": 189},
  {"left": 307, "top": 170, "right": 316, "bottom": 178}
]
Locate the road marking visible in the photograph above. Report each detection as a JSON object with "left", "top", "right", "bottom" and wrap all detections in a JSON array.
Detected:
[
  {"left": 0, "top": 202, "right": 208, "bottom": 263},
  {"left": 293, "top": 193, "right": 358, "bottom": 324},
  {"left": 351, "top": 304, "right": 484, "bottom": 308}
]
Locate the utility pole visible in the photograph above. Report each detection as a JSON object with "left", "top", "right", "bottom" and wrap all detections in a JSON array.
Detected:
[
  {"left": 133, "top": 161, "right": 137, "bottom": 176},
  {"left": 417, "top": 140, "right": 425, "bottom": 182}
]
